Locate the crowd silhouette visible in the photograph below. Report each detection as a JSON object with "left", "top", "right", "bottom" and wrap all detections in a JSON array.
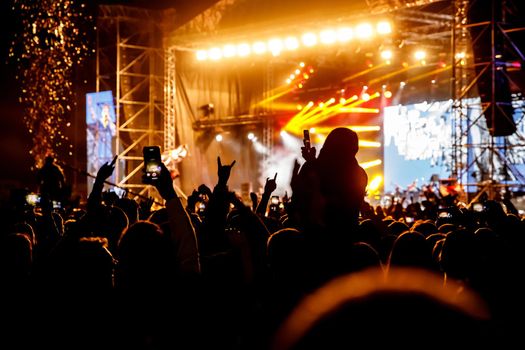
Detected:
[{"left": 1, "top": 127, "right": 524, "bottom": 349}]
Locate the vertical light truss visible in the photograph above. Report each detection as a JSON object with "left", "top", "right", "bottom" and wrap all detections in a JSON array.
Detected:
[
  {"left": 450, "top": 0, "right": 470, "bottom": 181},
  {"left": 450, "top": 0, "right": 525, "bottom": 198},
  {"left": 262, "top": 61, "right": 275, "bottom": 171},
  {"left": 164, "top": 47, "right": 177, "bottom": 153},
  {"left": 96, "top": 5, "right": 165, "bottom": 198}
]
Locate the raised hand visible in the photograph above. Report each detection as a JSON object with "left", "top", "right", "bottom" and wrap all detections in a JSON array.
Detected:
[
  {"left": 217, "top": 156, "right": 236, "bottom": 186},
  {"left": 96, "top": 155, "right": 117, "bottom": 182},
  {"left": 264, "top": 172, "right": 278, "bottom": 195},
  {"left": 153, "top": 162, "right": 177, "bottom": 200},
  {"left": 290, "top": 158, "right": 301, "bottom": 191},
  {"left": 301, "top": 145, "right": 316, "bottom": 162}
]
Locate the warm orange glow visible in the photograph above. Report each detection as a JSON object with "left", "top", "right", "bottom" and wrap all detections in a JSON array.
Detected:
[
  {"left": 358, "top": 140, "right": 381, "bottom": 148},
  {"left": 360, "top": 159, "right": 382, "bottom": 169}
]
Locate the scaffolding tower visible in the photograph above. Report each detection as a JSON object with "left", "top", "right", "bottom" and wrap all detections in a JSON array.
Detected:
[
  {"left": 450, "top": 0, "right": 525, "bottom": 200},
  {"left": 96, "top": 5, "right": 166, "bottom": 199}
]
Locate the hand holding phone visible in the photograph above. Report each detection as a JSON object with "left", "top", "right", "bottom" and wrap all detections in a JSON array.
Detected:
[
  {"left": 303, "top": 129, "right": 311, "bottom": 149},
  {"left": 143, "top": 146, "right": 162, "bottom": 184}
]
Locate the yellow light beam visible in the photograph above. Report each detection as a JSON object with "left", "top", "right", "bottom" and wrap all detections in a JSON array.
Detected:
[
  {"left": 359, "top": 140, "right": 382, "bottom": 148},
  {"left": 368, "top": 64, "right": 418, "bottom": 86},
  {"left": 313, "top": 125, "right": 381, "bottom": 134},
  {"left": 360, "top": 159, "right": 382, "bottom": 169},
  {"left": 338, "top": 107, "right": 380, "bottom": 113},
  {"left": 405, "top": 64, "right": 451, "bottom": 84},
  {"left": 305, "top": 92, "right": 380, "bottom": 125},
  {"left": 301, "top": 95, "right": 358, "bottom": 126},
  {"left": 342, "top": 62, "right": 387, "bottom": 82},
  {"left": 253, "top": 86, "right": 295, "bottom": 106}
]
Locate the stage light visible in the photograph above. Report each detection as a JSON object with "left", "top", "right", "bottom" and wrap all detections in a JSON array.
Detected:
[
  {"left": 290, "top": 74, "right": 295, "bottom": 80},
  {"left": 400, "top": 81, "right": 406, "bottom": 87},
  {"left": 303, "top": 73, "right": 309, "bottom": 79},
  {"left": 368, "top": 175, "right": 383, "bottom": 193},
  {"left": 223, "top": 44, "right": 237, "bottom": 58},
  {"left": 297, "top": 104, "right": 303, "bottom": 110},
  {"left": 340, "top": 97, "right": 346, "bottom": 104},
  {"left": 209, "top": 47, "right": 222, "bottom": 60},
  {"left": 359, "top": 140, "right": 381, "bottom": 147},
  {"left": 320, "top": 29, "right": 337, "bottom": 44},
  {"left": 295, "top": 69, "right": 301, "bottom": 75},
  {"left": 384, "top": 90, "right": 392, "bottom": 98},
  {"left": 309, "top": 127, "right": 316, "bottom": 134},
  {"left": 376, "top": 21, "right": 392, "bottom": 35},
  {"left": 360, "top": 159, "right": 382, "bottom": 169},
  {"left": 253, "top": 41, "right": 267, "bottom": 55},
  {"left": 196, "top": 50, "right": 208, "bottom": 61},
  {"left": 380, "top": 49, "right": 393, "bottom": 60},
  {"left": 302, "top": 32, "right": 317, "bottom": 47},
  {"left": 286, "top": 78, "right": 292, "bottom": 84},
  {"left": 355, "top": 23, "right": 373, "bottom": 39},
  {"left": 268, "top": 38, "right": 283, "bottom": 56},
  {"left": 284, "top": 37, "right": 299, "bottom": 50},
  {"left": 298, "top": 83, "right": 303, "bottom": 88},
  {"left": 455, "top": 52, "right": 466, "bottom": 59},
  {"left": 362, "top": 93, "right": 370, "bottom": 101},
  {"left": 431, "top": 79, "right": 436, "bottom": 84},
  {"left": 299, "top": 62, "right": 305, "bottom": 67},
  {"left": 337, "top": 27, "right": 353, "bottom": 42},
  {"left": 237, "top": 43, "right": 251, "bottom": 57},
  {"left": 280, "top": 130, "right": 287, "bottom": 137},
  {"left": 247, "top": 132, "right": 255, "bottom": 140},
  {"left": 215, "top": 134, "right": 223, "bottom": 142},
  {"left": 414, "top": 50, "right": 426, "bottom": 60}
]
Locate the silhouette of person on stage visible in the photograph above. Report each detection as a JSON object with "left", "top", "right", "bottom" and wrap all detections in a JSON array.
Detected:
[{"left": 37, "top": 155, "right": 66, "bottom": 203}]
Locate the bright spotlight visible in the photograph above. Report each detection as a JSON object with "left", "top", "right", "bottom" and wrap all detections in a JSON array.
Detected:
[
  {"left": 299, "top": 62, "right": 305, "bottom": 67},
  {"left": 280, "top": 130, "right": 287, "bottom": 137},
  {"left": 355, "top": 23, "right": 373, "bottom": 39},
  {"left": 237, "top": 43, "right": 251, "bottom": 57},
  {"left": 384, "top": 90, "right": 392, "bottom": 98},
  {"left": 268, "top": 38, "right": 283, "bottom": 56},
  {"left": 400, "top": 81, "right": 406, "bottom": 87},
  {"left": 376, "top": 21, "right": 392, "bottom": 35},
  {"left": 309, "top": 127, "right": 316, "bottom": 134},
  {"left": 380, "top": 49, "right": 393, "bottom": 60},
  {"left": 208, "top": 47, "right": 222, "bottom": 60},
  {"left": 414, "top": 50, "right": 426, "bottom": 60},
  {"left": 284, "top": 37, "right": 299, "bottom": 50},
  {"left": 253, "top": 41, "right": 267, "bottom": 55},
  {"left": 215, "top": 134, "right": 223, "bottom": 142},
  {"left": 320, "top": 29, "right": 337, "bottom": 44},
  {"left": 247, "top": 132, "right": 255, "bottom": 140},
  {"left": 368, "top": 175, "right": 383, "bottom": 193},
  {"left": 302, "top": 32, "right": 317, "bottom": 47},
  {"left": 337, "top": 27, "right": 353, "bottom": 42},
  {"left": 196, "top": 50, "right": 208, "bottom": 61},
  {"left": 222, "top": 44, "right": 237, "bottom": 58},
  {"left": 362, "top": 93, "right": 370, "bottom": 101}
]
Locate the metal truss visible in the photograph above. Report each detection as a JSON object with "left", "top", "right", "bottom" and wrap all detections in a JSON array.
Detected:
[
  {"left": 96, "top": 5, "right": 166, "bottom": 199},
  {"left": 449, "top": 0, "right": 525, "bottom": 199}
]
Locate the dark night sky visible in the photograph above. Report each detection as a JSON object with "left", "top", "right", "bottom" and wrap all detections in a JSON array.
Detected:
[{"left": 0, "top": 0, "right": 217, "bottom": 195}]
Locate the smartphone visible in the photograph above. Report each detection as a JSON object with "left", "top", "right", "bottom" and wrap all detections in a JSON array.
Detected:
[
  {"left": 52, "top": 200, "right": 62, "bottom": 210},
  {"left": 438, "top": 211, "right": 452, "bottom": 218},
  {"left": 271, "top": 195, "right": 280, "bottom": 205},
  {"left": 405, "top": 216, "right": 414, "bottom": 223},
  {"left": 303, "top": 129, "right": 311, "bottom": 149},
  {"left": 25, "top": 193, "right": 41, "bottom": 206},
  {"left": 143, "top": 146, "right": 162, "bottom": 183},
  {"left": 472, "top": 203, "right": 484, "bottom": 212}
]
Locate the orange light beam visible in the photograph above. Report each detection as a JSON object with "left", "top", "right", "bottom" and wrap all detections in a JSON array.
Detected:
[
  {"left": 368, "top": 64, "right": 418, "bottom": 86},
  {"left": 360, "top": 159, "right": 382, "bottom": 169},
  {"left": 301, "top": 96, "right": 358, "bottom": 126},
  {"left": 313, "top": 125, "right": 381, "bottom": 134},
  {"left": 342, "top": 62, "right": 387, "bottom": 82},
  {"left": 338, "top": 107, "right": 380, "bottom": 113},
  {"left": 306, "top": 92, "right": 380, "bottom": 125},
  {"left": 405, "top": 64, "right": 451, "bottom": 84},
  {"left": 358, "top": 140, "right": 382, "bottom": 148},
  {"left": 253, "top": 86, "right": 295, "bottom": 106}
]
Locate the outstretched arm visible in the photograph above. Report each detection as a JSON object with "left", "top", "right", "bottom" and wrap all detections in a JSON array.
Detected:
[
  {"left": 87, "top": 155, "right": 117, "bottom": 211},
  {"left": 154, "top": 162, "right": 200, "bottom": 275},
  {"left": 256, "top": 173, "right": 277, "bottom": 216}
]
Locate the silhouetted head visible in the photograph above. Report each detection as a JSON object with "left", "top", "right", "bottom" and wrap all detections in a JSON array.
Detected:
[
  {"left": 318, "top": 127, "right": 359, "bottom": 159},
  {"left": 273, "top": 267, "right": 493, "bottom": 350},
  {"left": 388, "top": 231, "right": 434, "bottom": 271}
]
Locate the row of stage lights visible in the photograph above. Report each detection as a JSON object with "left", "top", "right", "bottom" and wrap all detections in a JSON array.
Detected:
[{"left": 196, "top": 21, "right": 392, "bottom": 61}]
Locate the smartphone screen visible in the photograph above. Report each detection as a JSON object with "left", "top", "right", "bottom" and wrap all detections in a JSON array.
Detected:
[
  {"left": 25, "top": 193, "right": 40, "bottom": 206},
  {"left": 303, "top": 129, "right": 311, "bottom": 149},
  {"left": 143, "top": 146, "right": 162, "bottom": 183},
  {"left": 472, "top": 203, "right": 483, "bottom": 212},
  {"left": 271, "top": 195, "right": 279, "bottom": 205}
]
